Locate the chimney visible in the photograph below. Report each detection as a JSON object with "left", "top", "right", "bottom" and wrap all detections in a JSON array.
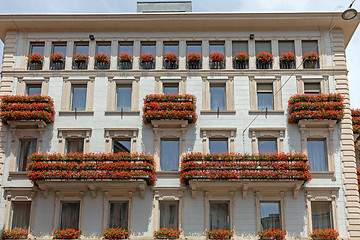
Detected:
[{"left": 137, "top": 1, "right": 192, "bottom": 13}]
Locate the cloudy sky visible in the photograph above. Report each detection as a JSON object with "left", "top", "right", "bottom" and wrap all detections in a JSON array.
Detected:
[{"left": 0, "top": 0, "right": 359, "bottom": 107}]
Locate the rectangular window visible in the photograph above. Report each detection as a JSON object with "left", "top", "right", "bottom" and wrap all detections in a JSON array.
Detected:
[
  {"left": 26, "top": 84, "right": 42, "bottom": 96},
  {"left": 66, "top": 139, "right": 84, "bottom": 154},
  {"left": 116, "top": 85, "right": 132, "bottom": 111},
  {"left": 52, "top": 42, "right": 67, "bottom": 56},
  {"left": 232, "top": 41, "right": 248, "bottom": 55},
  {"left": 260, "top": 202, "right": 281, "bottom": 230},
  {"left": 160, "top": 139, "right": 179, "bottom": 171},
  {"left": 209, "top": 139, "right": 228, "bottom": 154},
  {"left": 257, "top": 83, "right": 273, "bottom": 110},
  {"left": 119, "top": 42, "right": 133, "bottom": 55},
  {"left": 186, "top": 41, "right": 202, "bottom": 54},
  {"left": 71, "top": 84, "right": 87, "bottom": 111},
  {"left": 11, "top": 202, "right": 31, "bottom": 230},
  {"left": 18, "top": 140, "right": 37, "bottom": 171},
  {"left": 96, "top": 42, "right": 111, "bottom": 55},
  {"left": 210, "top": 85, "right": 226, "bottom": 111},
  {"left": 160, "top": 201, "right": 179, "bottom": 229},
  {"left": 278, "top": 41, "right": 295, "bottom": 55},
  {"left": 311, "top": 201, "right": 332, "bottom": 230},
  {"left": 141, "top": 42, "right": 156, "bottom": 55},
  {"left": 113, "top": 139, "right": 131, "bottom": 153},
  {"left": 255, "top": 41, "right": 271, "bottom": 55},
  {"left": 163, "top": 83, "right": 179, "bottom": 94},
  {"left": 258, "top": 138, "right": 277, "bottom": 153},
  {"left": 60, "top": 202, "right": 80, "bottom": 229},
  {"left": 307, "top": 139, "right": 327, "bottom": 171},
  {"left": 164, "top": 42, "right": 179, "bottom": 55},
  {"left": 304, "top": 83, "right": 321, "bottom": 95},
  {"left": 209, "top": 42, "right": 225, "bottom": 54},
  {"left": 302, "top": 40, "right": 318, "bottom": 54},
  {"left": 210, "top": 202, "right": 230, "bottom": 230},
  {"left": 74, "top": 42, "right": 89, "bottom": 55},
  {"left": 30, "top": 43, "right": 45, "bottom": 55},
  {"left": 109, "top": 201, "right": 129, "bottom": 229}
]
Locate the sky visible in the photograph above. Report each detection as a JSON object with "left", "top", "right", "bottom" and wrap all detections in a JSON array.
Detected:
[{"left": 0, "top": 0, "right": 359, "bottom": 107}]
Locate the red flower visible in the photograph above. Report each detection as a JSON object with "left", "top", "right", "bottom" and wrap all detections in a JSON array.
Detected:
[
  {"left": 118, "top": 52, "right": 133, "bottom": 62},
  {"left": 302, "top": 52, "right": 320, "bottom": 61},
  {"left": 50, "top": 53, "right": 65, "bottom": 62},
  {"left": 209, "top": 52, "right": 225, "bottom": 63},
  {"left": 154, "top": 228, "right": 181, "bottom": 239},
  {"left": 139, "top": 53, "right": 155, "bottom": 62},
  {"left": 27, "top": 53, "right": 44, "bottom": 63},
  {"left": 186, "top": 53, "right": 202, "bottom": 63},
  {"left": 280, "top": 52, "right": 296, "bottom": 62},
  {"left": 94, "top": 53, "right": 110, "bottom": 63},
  {"left": 233, "top": 52, "right": 249, "bottom": 62},
  {"left": 207, "top": 229, "right": 234, "bottom": 239},
  {"left": 53, "top": 229, "right": 81, "bottom": 239},
  {"left": 72, "top": 54, "right": 89, "bottom": 61},
  {"left": 163, "top": 52, "right": 179, "bottom": 63},
  {"left": 309, "top": 228, "right": 339, "bottom": 240},
  {"left": 256, "top": 52, "right": 274, "bottom": 63},
  {"left": 258, "top": 228, "right": 286, "bottom": 240},
  {"left": 102, "top": 228, "right": 130, "bottom": 239},
  {"left": 1, "top": 228, "right": 28, "bottom": 239}
]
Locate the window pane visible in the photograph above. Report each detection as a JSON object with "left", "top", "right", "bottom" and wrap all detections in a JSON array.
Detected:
[
  {"left": 210, "top": 43, "right": 225, "bottom": 54},
  {"left": 210, "top": 202, "right": 229, "bottom": 230},
  {"left": 74, "top": 43, "right": 89, "bottom": 55},
  {"left": 141, "top": 43, "right": 156, "bottom": 55},
  {"left": 31, "top": 44, "right": 45, "bottom": 55},
  {"left": 116, "top": 85, "right": 132, "bottom": 111},
  {"left": 163, "top": 84, "right": 179, "bottom": 94},
  {"left": 119, "top": 42, "right": 133, "bottom": 55},
  {"left": 161, "top": 140, "right": 179, "bottom": 171},
  {"left": 160, "top": 201, "right": 179, "bottom": 229},
  {"left": 232, "top": 41, "right": 248, "bottom": 55},
  {"left": 304, "top": 83, "right": 321, "bottom": 94},
  {"left": 164, "top": 43, "right": 179, "bottom": 55},
  {"left": 210, "top": 85, "right": 226, "bottom": 110},
  {"left": 209, "top": 139, "right": 228, "bottom": 154},
  {"left": 258, "top": 139, "right": 277, "bottom": 153},
  {"left": 11, "top": 202, "right": 31, "bottom": 230},
  {"left": 255, "top": 41, "right": 271, "bottom": 55},
  {"left": 257, "top": 84, "right": 273, "bottom": 110},
  {"left": 113, "top": 139, "right": 131, "bottom": 153},
  {"left": 97, "top": 43, "right": 111, "bottom": 55},
  {"left": 307, "top": 140, "right": 327, "bottom": 171},
  {"left": 60, "top": 202, "right": 80, "bottom": 229},
  {"left": 53, "top": 44, "right": 67, "bottom": 56},
  {"left": 187, "top": 42, "right": 202, "bottom": 54},
  {"left": 18, "top": 140, "right": 37, "bottom": 171},
  {"left": 66, "top": 139, "right": 84, "bottom": 154},
  {"left": 109, "top": 202, "right": 128, "bottom": 229},
  {"left": 260, "top": 202, "right": 281, "bottom": 230},
  {"left": 27, "top": 85, "right": 42, "bottom": 96},
  {"left": 278, "top": 41, "right": 295, "bottom": 55},
  {"left": 311, "top": 202, "right": 332, "bottom": 230},
  {"left": 71, "top": 85, "right": 87, "bottom": 111},
  {"left": 302, "top": 40, "right": 318, "bottom": 54}
]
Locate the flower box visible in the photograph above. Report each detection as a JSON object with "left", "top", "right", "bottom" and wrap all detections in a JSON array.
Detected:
[
  {"left": 351, "top": 109, "right": 360, "bottom": 134},
  {"left": 118, "top": 61, "right": 133, "bottom": 70},
  {"left": 94, "top": 53, "right": 110, "bottom": 69},
  {"left": 72, "top": 54, "right": 89, "bottom": 70},
  {"left": 302, "top": 52, "right": 320, "bottom": 69},
  {"left": 209, "top": 52, "right": 225, "bottom": 69},
  {"left": 154, "top": 228, "right": 181, "bottom": 239},
  {"left": 53, "top": 229, "right": 81, "bottom": 239},
  {"left": 102, "top": 228, "right": 130, "bottom": 239},
  {"left": 258, "top": 229, "right": 286, "bottom": 240},
  {"left": 187, "top": 53, "right": 202, "bottom": 69},
  {"left": 51, "top": 60, "right": 65, "bottom": 70},
  {"left": 256, "top": 52, "right": 273, "bottom": 69},
  {"left": 139, "top": 53, "right": 155, "bottom": 69},
  {"left": 163, "top": 52, "right": 179, "bottom": 69},
  {"left": 309, "top": 228, "right": 339, "bottom": 240},
  {"left": 27, "top": 53, "right": 44, "bottom": 70},
  {"left": 206, "top": 229, "right": 233, "bottom": 239},
  {"left": 1, "top": 228, "right": 28, "bottom": 239},
  {"left": 233, "top": 52, "right": 249, "bottom": 69}
]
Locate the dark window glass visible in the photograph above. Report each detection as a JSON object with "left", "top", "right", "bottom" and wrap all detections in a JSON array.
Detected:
[
  {"left": 11, "top": 202, "right": 31, "bottom": 230},
  {"left": 66, "top": 139, "right": 84, "bottom": 154},
  {"left": 302, "top": 40, "right": 318, "bottom": 54},
  {"left": 209, "top": 139, "right": 228, "bottom": 154},
  {"left": 232, "top": 41, "right": 248, "bottom": 55},
  {"left": 18, "top": 140, "right": 37, "bottom": 171},
  {"left": 160, "top": 140, "right": 179, "bottom": 171},
  {"left": 164, "top": 42, "right": 179, "bottom": 55},
  {"left": 304, "top": 83, "right": 321, "bottom": 95},
  {"left": 278, "top": 41, "right": 295, "bottom": 55},
  {"left": 116, "top": 85, "right": 132, "bottom": 111},
  {"left": 74, "top": 42, "right": 89, "bottom": 55},
  {"left": 258, "top": 138, "right": 277, "bottom": 153},
  {"left": 71, "top": 85, "right": 87, "bottom": 111},
  {"left": 307, "top": 139, "right": 327, "bottom": 171},
  {"left": 141, "top": 42, "right": 156, "bottom": 55},
  {"left": 210, "top": 85, "right": 226, "bottom": 111},
  {"left": 160, "top": 201, "right": 179, "bottom": 229},
  {"left": 119, "top": 42, "right": 133, "bottom": 55},
  {"left": 260, "top": 202, "right": 281, "bottom": 230},
  {"left": 311, "top": 202, "right": 332, "bottom": 230},
  {"left": 163, "top": 84, "right": 179, "bottom": 94},
  {"left": 53, "top": 43, "right": 67, "bottom": 56},
  {"left": 30, "top": 43, "right": 45, "bottom": 55},
  {"left": 210, "top": 202, "right": 229, "bottom": 230},
  {"left": 60, "top": 202, "right": 80, "bottom": 229},
  {"left": 109, "top": 201, "right": 128, "bottom": 229},
  {"left": 255, "top": 41, "right": 271, "bottom": 55},
  {"left": 210, "top": 42, "right": 225, "bottom": 54},
  {"left": 113, "top": 139, "right": 131, "bottom": 153},
  {"left": 97, "top": 42, "right": 111, "bottom": 55},
  {"left": 257, "top": 83, "right": 273, "bottom": 110},
  {"left": 186, "top": 42, "right": 202, "bottom": 54},
  {"left": 27, "top": 84, "right": 42, "bottom": 96}
]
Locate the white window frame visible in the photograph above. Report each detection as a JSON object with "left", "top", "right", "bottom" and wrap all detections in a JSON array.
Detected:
[
  {"left": 104, "top": 128, "right": 138, "bottom": 153},
  {"left": 200, "top": 128, "right": 236, "bottom": 154},
  {"left": 58, "top": 128, "right": 92, "bottom": 154},
  {"left": 297, "top": 75, "right": 329, "bottom": 94},
  {"left": 249, "top": 128, "right": 285, "bottom": 154},
  {"left": 17, "top": 77, "right": 49, "bottom": 96},
  {"left": 155, "top": 76, "right": 186, "bottom": 94}
]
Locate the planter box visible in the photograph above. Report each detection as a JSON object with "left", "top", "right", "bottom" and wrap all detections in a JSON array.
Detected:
[
  {"left": 303, "top": 60, "right": 319, "bottom": 69},
  {"left": 187, "top": 61, "right": 202, "bottom": 69},
  {"left": 233, "top": 60, "right": 248, "bottom": 69},
  {"left": 118, "top": 61, "right": 132, "bottom": 70},
  {"left": 140, "top": 61, "right": 155, "bottom": 69},
  {"left": 73, "top": 60, "right": 88, "bottom": 70},
  {"left": 280, "top": 60, "right": 295, "bottom": 69},
  {"left": 28, "top": 62, "right": 43, "bottom": 70},
  {"left": 51, "top": 60, "right": 65, "bottom": 70},
  {"left": 95, "top": 61, "right": 110, "bottom": 70},
  {"left": 163, "top": 61, "right": 179, "bottom": 69},
  {"left": 256, "top": 59, "right": 272, "bottom": 69},
  {"left": 210, "top": 61, "right": 225, "bottom": 69}
]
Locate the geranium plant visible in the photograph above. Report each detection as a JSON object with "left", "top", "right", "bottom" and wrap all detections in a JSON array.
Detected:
[
  {"left": 302, "top": 52, "right": 320, "bottom": 62},
  {"left": 357, "top": 168, "right": 360, "bottom": 192},
  {"left": 163, "top": 52, "right": 178, "bottom": 63},
  {"left": 233, "top": 52, "right": 249, "bottom": 62},
  {"left": 309, "top": 228, "right": 339, "bottom": 240},
  {"left": 52, "top": 229, "right": 81, "bottom": 239},
  {"left": 186, "top": 52, "right": 202, "bottom": 63},
  {"left": 139, "top": 53, "right": 155, "bottom": 62},
  {"left": 118, "top": 53, "right": 133, "bottom": 62},
  {"left": 206, "top": 229, "right": 234, "bottom": 239},
  {"left": 50, "top": 53, "right": 65, "bottom": 62},
  {"left": 1, "top": 228, "right": 28, "bottom": 239},
  {"left": 258, "top": 228, "right": 286, "bottom": 240},
  {"left": 209, "top": 52, "right": 225, "bottom": 62},
  {"left": 256, "top": 52, "right": 274, "bottom": 63},
  {"left": 27, "top": 53, "right": 44, "bottom": 63},
  {"left": 94, "top": 53, "right": 110, "bottom": 63},
  {"left": 72, "top": 53, "right": 89, "bottom": 62},
  {"left": 280, "top": 52, "right": 296, "bottom": 62},
  {"left": 102, "top": 228, "right": 130, "bottom": 239},
  {"left": 153, "top": 228, "right": 181, "bottom": 239},
  {"left": 351, "top": 109, "right": 360, "bottom": 134}
]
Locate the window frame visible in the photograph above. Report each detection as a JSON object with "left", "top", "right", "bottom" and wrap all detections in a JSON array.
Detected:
[
  {"left": 71, "top": 84, "right": 88, "bottom": 112},
  {"left": 58, "top": 128, "right": 92, "bottom": 154},
  {"left": 160, "top": 138, "right": 180, "bottom": 172},
  {"left": 159, "top": 200, "right": 180, "bottom": 229},
  {"left": 307, "top": 138, "right": 328, "bottom": 172},
  {"left": 202, "top": 76, "right": 234, "bottom": 113},
  {"left": 65, "top": 138, "right": 85, "bottom": 154},
  {"left": 59, "top": 201, "right": 81, "bottom": 230},
  {"left": 209, "top": 201, "right": 230, "bottom": 230},
  {"left": 10, "top": 201, "right": 32, "bottom": 230},
  {"left": 200, "top": 128, "right": 236, "bottom": 154},
  {"left": 104, "top": 129, "right": 138, "bottom": 153},
  {"left": 17, "top": 139, "right": 37, "bottom": 172},
  {"left": 249, "top": 128, "right": 285, "bottom": 154},
  {"left": 209, "top": 138, "right": 228, "bottom": 154},
  {"left": 54, "top": 192, "right": 84, "bottom": 231},
  {"left": 256, "top": 83, "right": 274, "bottom": 111},
  {"left": 155, "top": 76, "right": 186, "bottom": 95},
  {"left": 297, "top": 75, "right": 329, "bottom": 94},
  {"left": 108, "top": 201, "right": 130, "bottom": 229},
  {"left": 17, "top": 77, "right": 49, "bottom": 96}
]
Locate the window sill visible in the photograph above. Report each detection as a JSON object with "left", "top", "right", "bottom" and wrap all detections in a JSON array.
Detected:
[
  {"left": 8, "top": 171, "right": 28, "bottom": 181},
  {"left": 200, "top": 110, "right": 236, "bottom": 114},
  {"left": 58, "top": 110, "right": 94, "bottom": 115},
  {"left": 248, "top": 110, "right": 284, "bottom": 114},
  {"left": 105, "top": 110, "right": 140, "bottom": 115},
  {"left": 156, "top": 171, "right": 180, "bottom": 177},
  {"left": 311, "top": 171, "right": 336, "bottom": 181}
]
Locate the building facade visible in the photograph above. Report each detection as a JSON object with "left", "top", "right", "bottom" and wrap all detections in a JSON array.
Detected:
[{"left": 0, "top": 10, "right": 359, "bottom": 240}]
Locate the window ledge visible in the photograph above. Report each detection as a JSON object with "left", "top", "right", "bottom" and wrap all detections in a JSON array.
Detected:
[
  {"left": 105, "top": 110, "right": 140, "bottom": 115},
  {"left": 311, "top": 171, "right": 336, "bottom": 181},
  {"left": 156, "top": 171, "right": 180, "bottom": 177},
  {"left": 58, "top": 110, "right": 94, "bottom": 115},
  {"left": 200, "top": 110, "right": 236, "bottom": 114},
  {"left": 248, "top": 110, "right": 284, "bottom": 114},
  {"left": 8, "top": 171, "right": 28, "bottom": 181}
]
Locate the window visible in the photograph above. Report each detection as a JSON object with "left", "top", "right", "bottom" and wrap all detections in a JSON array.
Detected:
[
  {"left": 17, "top": 140, "right": 37, "bottom": 171},
  {"left": 113, "top": 139, "right": 131, "bottom": 153},
  {"left": 97, "top": 42, "right": 111, "bottom": 55},
  {"left": 311, "top": 202, "right": 332, "bottom": 230},
  {"left": 255, "top": 41, "right": 271, "bottom": 55},
  {"left": 60, "top": 202, "right": 80, "bottom": 229},
  {"left": 71, "top": 85, "right": 87, "bottom": 111},
  {"left": 257, "top": 83, "right": 273, "bottom": 110},
  {"left": 11, "top": 202, "right": 31, "bottom": 229},
  {"left": 186, "top": 41, "right": 202, "bottom": 54},
  {"left": 160, "top": 201, "right": 179, "bottom": 229},
  {"left": 51, "top": 42, "right": 67, "bottom": 70},
  {"left": 209, "top": 41, "right": 225, "bottom": 69},
  {"left": 258, "top": 138, "right": 277, "bottom": 153},
  {"left": 141, "top": 42, "right": 156, "bottom": 55},
  {"left": 278, "top": 41, "right": 295, "bottom": 55},
  {"left": 210, "top": 202, "right": 230, "bottom": 230},
  {"left": 232, "top": 41, "right": 248, "bottom": 55},
  {"left": 74, "top": 42, "right": 89, "bottom": 55},
  {"left": 160, "top": 139, "right": 179, "bottom": 171},
  {"left": 307, "top": 139, "right": 327, "bottom": 171},
  {"left": 116, "top": 85, "right": 132, "bottom": 111},
  {"left": 210, "top": 85, "right": 226, "bottom": 111},
  {"left": 163, "top": 42, "right": 179, "bottom": 69},
  {"left": 209, "top": 139, "right": 228, "bottom": 154},
  {"left": 30, "top": 43, "right": 45, "bottom": 55},
  {"left": 26, "top": 84, "right": 42, "bottom": 96},
  {"left": 163, "top": 83, "right": 179, "bottom": 94},
  {"left": 302, "top": 40, "right": 318, "bottom": 55},
  {"left": 260, "top": 202, "right": 281, "bottom": 230},
  {"left": 109, "top": 201, "right": 129, "bottom": 229},
  {"left": 119, "top": 42, "right": 133, "bottom": 55},
  {"left": 304, "top": 82, "right": 321, "bottom": 95},
  {"left": 66, "top": 138, "right": 84, "bottom": 154}
]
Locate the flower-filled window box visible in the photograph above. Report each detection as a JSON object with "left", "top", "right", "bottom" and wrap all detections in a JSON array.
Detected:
[
  {"left": 94, "top": 53, "right": 110, "bottom": 70},
  {"left": 302, "top": 52, "right": 320, "bottom": 69},
  {"left": 351, "top": 109, "right": 360, "bottom": 135},
  {"left": 187, "top": 52, "right": 202, "bottom": 69},
  {"left": 153, "top": 228, "right": 181, "bottom": 239},
  {"left": 53, "top": 229, "right": 81, "bottom": 239},
  {"left": 206, "top": 229, "right": 234, "bottom": 239},
  {"left": 1, "top": 228, "right": 28, "bottom": 239},
  {"left": 357, "top": 168, "right": 360, "bottom": 192},
  {"left": 27, "top": 53, "right": 44, "bottom": 70},
  {"left": 139, "top": 53, "right": 155, "bottom": 69},
  {"left": 0, "top": 95, "right": 55, "bottom": 124},
  {"left": 27, "top": 152, "right": 156, "bottom": 185},
  {"left": 233, "top": 52, "right": 249, "bottom": 69},
  {"left": 180, "top": 152, "right": 311, "bottom": 185},
  {"left": 209, "top": 52, "right": 225, "bottom": 69},
  {"left": 50, "top": 53, "right": 65, "bottom": 70},
  {"left": 143, "top": 94, "right": 197, "bottom": 124},
  {"left": 279, "top": 52, "right": 296, "bottom": 69},
  {"left": 256, "top": 52, "right": 273, "bottom": 69},
  {"left": 72, "top": 54, "right": 89, "bottom": 70},
  {"left": 103, "top": 228, "right": 130, "bottom": 239},
  {"left": 258, "top": 228, "right": 286, "bottom": 240},
  {"left": 118, "top": 53, "right": 133, "bottom": 70},
  {"left": 163, "top": 52, "right": 179, "bottom": 69},
  {"left": 309, "top": 228, "right": 339, "bottom": 240},
  {"left": 288, "top": 94, "right": 344, "bottom": 124}
]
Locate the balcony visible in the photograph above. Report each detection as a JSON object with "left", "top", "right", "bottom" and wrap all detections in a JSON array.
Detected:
[
  {"left": 143, "top": 94, "right": 197, "bottom": 127},
  {"left": 27, "top": 53, "right": 44, "bottom": 70},
  {"left": 233, "top": 60, "right": 248, "bottom": 69},
  {"left": 256, "top": 52, "right": 273, "bottom": 69},
  {"left": 288, "top": 94, "right": 344, "bottom": 124},
  {"left": 279, "top": 60, "right": 295, "bottom": 69},
  {"left": 50, "top": 60, "right": 65, "bottom": 70},
  {"left": 181, "top": 152, "right": 311, "bottom": 198},
  {"left": 27, "top": 62, "right": 43, "bottom": 70},
  {"left": 302, "top": 52, "right": 320, "bottom": 69},
  {"left": 163, "top": 60, "right": 179, "bottom": 69},
  {"left": 210, "top": 61, "right": 225, "bottom": 69},
  {"left": 95, "top": 60, "right": 110, "bottom": 70},
  {"left": 0, "top": 95, "right": 55, "bottom": 126},
  {"left": 118, "top": 61, "right": 133, "bottom": 70}
]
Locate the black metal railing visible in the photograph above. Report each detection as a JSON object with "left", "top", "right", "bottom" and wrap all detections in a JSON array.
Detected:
[
  {"left": 280, "top": 61, "right": 296, "bottom": 69},
  {"left": 187, "top": 61, "right": 202, "bottom": 69},
  {"left": 95, "top": 61, "right": 110, "bottom": 70},
  {"left": 303, "top": 60, "right": 320, "bottom": 69},
  {"left": 72, "top": 60, "right": 88, "bottom": 70},
  {"left": 210, "top": 61, "right": 225, "bottom": 70},
  {"left": 27, "top": 62, "right": 43, "bottom": 70},
  {"left": 140, "top": 61, "right": 155, "bottom": 70},
  {"left": 50, "top": 61, "right": 65, "bottom": 70},
  {"left": 163, "top": 61, "right": 179, "bottom": 70},
  {"left": 118, "top": 61, "right": 133, "bottom": 70},
  {"left": 256, "top": 60, "right": 272, "bottom": 69},
  {"left": 233, "top": 61, "right": 249, "bottom": 69}
]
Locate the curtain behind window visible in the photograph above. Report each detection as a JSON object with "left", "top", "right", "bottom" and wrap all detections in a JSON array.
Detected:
[
  {"left": 109, "top": 202, "right": 128, "bottom": 229},
  {"left": 60, "top": 202, "right": 80, "bottom": 229},
  {"left": 11, "top": 202, "right": 31, "bottom": 229},
  {"left": 307, "top": 140, "right": 327, "bottom": 171},
  {"left": 18, "top": 140, "right": 37, "bottom": 171},
  {"left": 160, "top": 202, "right": 179, "bottom": 229},
  {"left": 312, "top": 202, "right": 332, "bottom": 230},
  {"left": 210, "top": 202, "right": 229, "bottom": 230},
  {"left": 260, "top": 202, "right": 281, "bottom": 230}
]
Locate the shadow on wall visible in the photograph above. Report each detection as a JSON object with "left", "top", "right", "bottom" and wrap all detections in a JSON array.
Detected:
[{"left": 131, "top": 189, "right": 154, "bottom": 236}]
